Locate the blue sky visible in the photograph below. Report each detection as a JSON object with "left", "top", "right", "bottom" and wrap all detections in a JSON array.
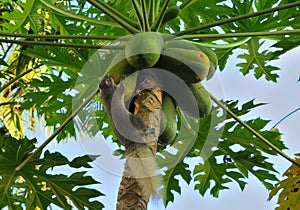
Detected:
[{"left": 42, "top": 46, "right": 300, "bottom": 210}]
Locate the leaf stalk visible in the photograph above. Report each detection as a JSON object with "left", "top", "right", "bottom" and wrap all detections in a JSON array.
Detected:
[
  {"left": 131, "top": 0, "right": 144, "bottom": 30},
  {"left": 151, "top": 0, "right": 172, "bottom": 31},
  {"left": 0, "top": 38, "right": 124, "bottom": 49},
  {"left": 175, "top": 1, "right": 300, "bottom": 36},
  {"left": 180, "top": 29, "right": 300, "bottom": 39},
  {"left": 0, "top": 32, "right": 120, "bottom": 40},
  {"left": 209, "top": 93, "right": 300, "bottom": 168},
  {"left": 15, "top": 89, "right": 100, "bottom": 171},
  {"left": 40, "top": 0, "right": 120, "bottom": 28},
  {"left": 141, "top": 0, "right": 151, "bottom": 31},
  {"left": 86, "top": 0, "right": 140, "bottom": 33}
]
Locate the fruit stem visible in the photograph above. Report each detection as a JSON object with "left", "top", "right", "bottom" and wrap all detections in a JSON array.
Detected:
[
  {"left": 209, "top": 93, "right": 300, "bottom": 168},
  {"left": 154, "top": 0, "right": 161, "bottom": 16}
]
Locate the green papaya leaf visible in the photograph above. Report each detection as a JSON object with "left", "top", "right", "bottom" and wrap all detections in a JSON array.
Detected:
[
  {"left": 0, "top": 135, "right": 104, "bottom": 209},
  {"left": 163, "top": 100, "right": 286, "bottom": 200},
  {"left": 163, "top": 161, "right": 191, "bottom": 206},
  {"left": 237, "top": 38, "right": 280, "bottom": 82}
]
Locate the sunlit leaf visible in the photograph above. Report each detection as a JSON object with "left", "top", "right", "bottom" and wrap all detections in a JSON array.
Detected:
[
  {"left": 0, "top": 135, "right": 104, "bottom": 209},
  {"left": 269, "top": 155, "right": 300, "bottom": 210}
]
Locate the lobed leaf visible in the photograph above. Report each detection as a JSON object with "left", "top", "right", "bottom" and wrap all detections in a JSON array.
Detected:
[
  {"left": 237, "top": 38, "right": 280, "bottom": 82},
  {"left": 0, "top": 134, "right": 104, "bottom": 209},
  {"left": 163, "top": 160, "right": 191, "bottom": 206},
  {"left": 163, "top": 99, "right": 287, "bottom": 201},
  {"left": 269, "top": 155, "right": 300, "bottom": 210}
]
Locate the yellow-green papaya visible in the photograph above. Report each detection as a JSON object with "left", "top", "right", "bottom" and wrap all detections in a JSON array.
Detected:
[
  {"left": 154, "top": 47, "right": 210, "bottom": 83},
  {"left": 125, "top": 32, "right": 164, "bottom": 69},
  {"left": 196, "top": 46, "right": 218, "bottom": 69},
  {"left": 166, "top": 39, "right": 218, "bottom": 69},
  {"left": 195, "top": 45, "right": 218, "bottom": 80},
  {"left": 165, "top": 39, "right": 218, "bottom": 80},
  {"left": 159, "top": 93, "right": 177, "bottom": 145}
]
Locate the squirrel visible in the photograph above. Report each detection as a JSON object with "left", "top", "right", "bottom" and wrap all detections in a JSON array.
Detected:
[
  {"left": 99, "top": 75, "right": 154, "bottom": 144},
  {"left": 99, "top": 75, "right": 162, "bottom": 199}
]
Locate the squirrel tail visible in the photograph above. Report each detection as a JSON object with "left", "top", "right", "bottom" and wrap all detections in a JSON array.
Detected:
[{"left": 123, "top": 142, "right": 163, "bottom": 199}]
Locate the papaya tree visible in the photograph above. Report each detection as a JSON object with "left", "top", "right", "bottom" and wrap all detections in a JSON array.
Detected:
[{"left": 0, "top": 0, "right": 300, "bottom": 209}]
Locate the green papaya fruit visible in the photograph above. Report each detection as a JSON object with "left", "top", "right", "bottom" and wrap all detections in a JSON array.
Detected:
[
  {"left": 104, "top": 50, "right": 137, "bottom": 104},
  {"left": 105, "top": 50, "right": 135, "bottom": 84},
  {"left": 161, "top": 6, "right": 180, "bottom": 26},
  {"left": 125, "top": 32, "right": 164, "bottom": 69},
  {"left": 188, "top": 82, "right": 212, "bottom": 118},
  {"left": 206, "top": 61, "right": 217, "bottom": 80},
  {"left": 154, "top": 47, "right": 210, "bottom": 83},
  {"left": 159, "top": 93, "right": 177, "bottom": 145}
]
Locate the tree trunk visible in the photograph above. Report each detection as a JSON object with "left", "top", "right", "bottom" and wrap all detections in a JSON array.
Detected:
[{"left": 116, "top": 85, "right": 162, "bottom": 209}]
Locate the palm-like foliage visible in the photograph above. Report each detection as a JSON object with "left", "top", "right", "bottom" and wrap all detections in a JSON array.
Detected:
[{"left": 0, "top": 0, "right": 300, "bottom": 209}]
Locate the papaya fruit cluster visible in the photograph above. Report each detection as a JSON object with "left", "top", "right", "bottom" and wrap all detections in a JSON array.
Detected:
[{"left": 103, "top": 32, "right": 218, "bottom": 145}]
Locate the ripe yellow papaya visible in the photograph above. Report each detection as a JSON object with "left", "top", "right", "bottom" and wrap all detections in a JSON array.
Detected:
[
  {"left": 125, "top": 32, "right": 164, "bottom": 69},
  {"left": 188, "top": 82, "right": 212, "bottom": 118},
  {"left": 154, "top": 47, "right": 210, "bottom": 83},
  {"left": 159, "top": 93, "right": 177, "bottom": 145}
]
